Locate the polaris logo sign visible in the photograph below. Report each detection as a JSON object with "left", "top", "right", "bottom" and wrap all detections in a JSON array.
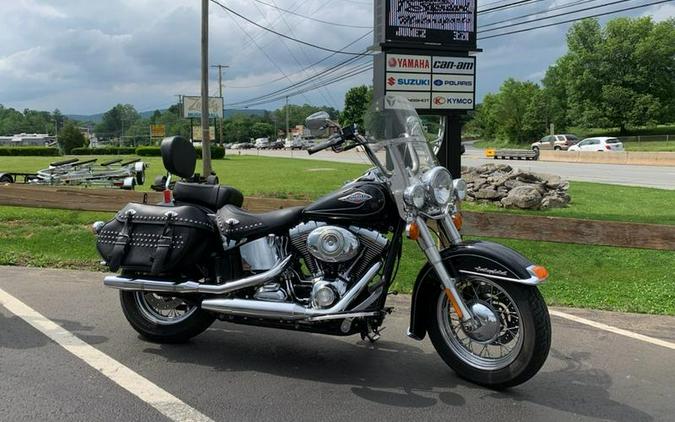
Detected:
[
  {"left": 385, "top": 72, "right": 431, "bottom": 91},
  {"left": 432, "top": 75, "right": 474, "bottom": 92}
]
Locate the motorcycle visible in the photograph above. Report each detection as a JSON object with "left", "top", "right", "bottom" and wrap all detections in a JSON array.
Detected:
[{"left": 94, "top": 95, "right": 551, "bottom": 389}]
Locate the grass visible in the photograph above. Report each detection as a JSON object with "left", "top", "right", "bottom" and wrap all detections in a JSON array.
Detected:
[
  {"left": 1, "top": 205, "right": 673, "bottom": 315},
  {"left": 0, "top": 154, "right": 369, "bottom": 199},
  {"left": 462, "top": 181, "right": 675, "bottom": 226}
]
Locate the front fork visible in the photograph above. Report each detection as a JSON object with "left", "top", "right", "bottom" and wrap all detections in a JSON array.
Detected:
[{"left": 415, "top": 215, "right": 475, "bottom": 325}]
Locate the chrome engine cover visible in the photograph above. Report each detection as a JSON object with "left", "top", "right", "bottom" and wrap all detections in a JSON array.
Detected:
[{"left": 307, "top": 226, "right": 359, "bottom": 263}]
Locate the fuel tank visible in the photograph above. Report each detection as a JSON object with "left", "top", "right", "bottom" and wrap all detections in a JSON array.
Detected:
[{"left": 302, "top": 181, "right": 395, "bottom": 225}]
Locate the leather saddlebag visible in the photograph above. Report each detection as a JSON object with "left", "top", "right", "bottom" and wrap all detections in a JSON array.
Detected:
[{"left": 96, "top": 203, "right": 215, "bottom": 274}]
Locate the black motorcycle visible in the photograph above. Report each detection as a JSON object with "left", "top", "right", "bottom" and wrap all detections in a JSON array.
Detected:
[{"left": 95, "top": 96, "right": 551, "bottom": 388}]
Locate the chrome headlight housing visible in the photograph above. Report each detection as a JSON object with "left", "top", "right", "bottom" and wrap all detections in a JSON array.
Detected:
[
  {"left": 403, "top": 183, "right": 426, "bottom": 209},
  {"left": 422, "top": 166, "right": 453, "bottom": 206},
  {"left": 453, "top": 178, "right": 467, "bottom": 201}
]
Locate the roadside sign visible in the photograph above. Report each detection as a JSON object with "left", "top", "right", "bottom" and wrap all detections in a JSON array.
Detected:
[
  {"left": 150, "top": 125, "right": 165, "bottom": 138},
  {"left": 376, "top": 53, "right": 476, "bottom": 111},
  {"left": 374, "top": 0, "right": 477, "bottom": 51},
  {"left": 192, "top": 126, "right": 215, "bottom": 141},
  {"left": 182, "top": 96, "right": 224, "bottom": 119}
]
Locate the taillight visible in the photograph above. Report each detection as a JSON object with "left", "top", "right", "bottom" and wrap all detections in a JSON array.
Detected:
[{"left": 605, "top": 145, "right": 611, "bottom": 150}]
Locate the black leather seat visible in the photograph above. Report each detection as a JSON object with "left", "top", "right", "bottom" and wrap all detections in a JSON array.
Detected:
[
  {"left": 173, "top": 182, "right": 244, "bottom": 210},
  {"left": 215, "top": 205, "right": 304, "bottom": 241}
]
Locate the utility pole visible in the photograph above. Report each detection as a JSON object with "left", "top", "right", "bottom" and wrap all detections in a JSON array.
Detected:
[
  {"left": 200, "top": 0, "right": 212, "bottom": 176},
  {"left": 285, "top": 96, "right": 290, "bottom": 141},
  {"left": 211, "top": 64, "right": 229, "bottom": 149}
]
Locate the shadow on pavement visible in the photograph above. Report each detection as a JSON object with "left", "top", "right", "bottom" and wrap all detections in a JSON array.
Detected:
[{"left": 139, "top": 322, "right": 651, "bottom": 419}]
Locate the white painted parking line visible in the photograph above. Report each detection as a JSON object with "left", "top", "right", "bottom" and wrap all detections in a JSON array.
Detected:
[
  {"left": 550, "top": 309, "right": 675, "bottom": 351},
  {"left": 0, "top": 287, "right": 214, "bottom": 422}
]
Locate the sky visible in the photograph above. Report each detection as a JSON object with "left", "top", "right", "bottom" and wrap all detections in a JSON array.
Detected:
[{"left": 0, "top": 0, "right": 672, "bottom": 115}]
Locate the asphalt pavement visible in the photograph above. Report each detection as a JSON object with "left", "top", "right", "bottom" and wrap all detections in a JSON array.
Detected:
[
  {"left": 234, "top": 148, "right": 675, "bottom": 190},
  {"left": 1, "top": 266, "right": 674, "bottom": 421}
]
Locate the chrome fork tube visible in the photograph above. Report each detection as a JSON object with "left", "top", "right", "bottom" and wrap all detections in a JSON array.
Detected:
[
  {"left": 439, "top": 214, "right": 462, "bottom": 245},
  {"left": 415, "top": 216, "right": 472, "bottom": 322}
]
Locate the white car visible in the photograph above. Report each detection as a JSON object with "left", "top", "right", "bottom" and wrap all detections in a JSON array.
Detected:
[
  {"left": 254, "top": 137, "right": 270, "bottom": 149},
  {"left": 568, "top": 137, "right": 624, "bottom": 152}
]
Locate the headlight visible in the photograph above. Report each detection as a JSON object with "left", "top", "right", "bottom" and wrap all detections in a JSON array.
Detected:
[
  {"left": 404, "top": 183, "right": 426, "bottom": 209},
  {"left": 422, "top": 167, "right": 453, "bottom": 206},
  {"left": 453, "top": 178, "right": 467, "bottom": 201}
]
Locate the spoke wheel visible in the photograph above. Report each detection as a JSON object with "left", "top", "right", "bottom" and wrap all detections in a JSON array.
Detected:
[
  {"left": 437, "top": 277, "right": 523, "bottom": 370},
  {"left": 427, "top": 275, "right": 551, "bottom": 389},
  {"left": 119, "top": 290, "right": 214, "bottom": 343},
  {"left": 134, "top": 292, "right": 198, "bottom": 325}
]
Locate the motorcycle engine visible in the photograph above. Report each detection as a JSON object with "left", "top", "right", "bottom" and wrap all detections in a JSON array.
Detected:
[{"left": 289, "top": 222, "right": 388, "bottom": 308}]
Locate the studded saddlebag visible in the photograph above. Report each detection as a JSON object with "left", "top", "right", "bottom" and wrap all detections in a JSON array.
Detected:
[{"left": 96, "top": 203, "right": 215, "bottom": 274}]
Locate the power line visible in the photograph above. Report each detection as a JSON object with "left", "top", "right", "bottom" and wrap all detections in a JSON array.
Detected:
[
  {"left": 209, "top": 0, "right": 372, "bottom": 56},
  {"left": 481, "top": 0, "right": 644, "bottom": 34},
  {"left": 223, "top": 31, "right": 372, "bottom": 89},
  {"left": 480, "top": 0, "right": 548, "bottom": 15},
  {"left": 478, "top": 0, "right": 672, "bottom": 39},
  {"left": 251, "top": 0, "right": 371, "bottom": 28},
  {"left": 480, "top": 0, "right": 593, "bottom": 28}
]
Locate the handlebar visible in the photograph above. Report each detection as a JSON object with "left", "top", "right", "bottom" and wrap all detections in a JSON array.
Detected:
[{"left": 306, "top": 136, "right": 342, "bottom": 155}]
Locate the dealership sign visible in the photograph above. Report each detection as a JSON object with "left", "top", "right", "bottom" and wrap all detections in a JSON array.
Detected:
[
  {"left": 182, "top": 96, "right": 224, "bottom": 119},
  {"left": 378, "top": 53, "right": 476, "bottom": 111},
  {"left": 374, "top": 0, "right": 477, "bottom": 51}
]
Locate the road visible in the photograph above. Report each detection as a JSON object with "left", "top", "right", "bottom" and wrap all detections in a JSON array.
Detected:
[
  {"left": 1, "top": 266, "right": 674, "bottom": 421},
  {"left": 233, "top": 148, "right": 675, "bottom": 190}
]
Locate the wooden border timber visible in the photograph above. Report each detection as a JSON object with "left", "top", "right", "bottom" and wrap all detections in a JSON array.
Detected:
[{"left": 1, "top": 184, "right": 673, "bottom": 251}]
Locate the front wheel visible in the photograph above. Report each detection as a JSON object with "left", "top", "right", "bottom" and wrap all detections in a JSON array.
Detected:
[
  {"left": 427, "top": 276, "right": 551, "bottom": 389},
  {"left": 119, "top": 291, "right": 214, "bottom": 343}
]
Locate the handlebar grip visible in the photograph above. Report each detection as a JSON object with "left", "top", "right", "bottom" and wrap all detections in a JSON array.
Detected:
[{"left": 307, "top": 141, "right": 332, "bottom": 155}]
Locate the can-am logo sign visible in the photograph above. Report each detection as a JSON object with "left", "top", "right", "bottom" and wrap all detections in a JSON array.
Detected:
[{"left": 431, "top": 57, "right": 476, "bottom": 75}]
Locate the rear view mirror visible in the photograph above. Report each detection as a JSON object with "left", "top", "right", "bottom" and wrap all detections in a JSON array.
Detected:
[{"left": 305, "top": 111, "right": 330, "bottom": 131}]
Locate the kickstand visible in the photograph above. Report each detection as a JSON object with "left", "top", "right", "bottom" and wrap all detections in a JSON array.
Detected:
[{"left": 361, "top": 324, "right": 385, "bottom": 343}]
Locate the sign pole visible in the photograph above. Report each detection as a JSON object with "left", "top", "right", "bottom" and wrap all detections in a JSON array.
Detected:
[{"left": 200, "top": 0, "right": 212, "bottom": 176}]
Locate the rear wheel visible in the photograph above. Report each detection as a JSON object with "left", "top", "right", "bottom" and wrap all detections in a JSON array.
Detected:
[
  {"left": 428, "top": 276, "right": 551, "bottom": 389},
  {"left": 532, "top": 146, "right": 539, "bottom": 152},
  {"left": 119, "top": 291, "right": 214, "bottom": 343},
  {"left": 554, "top": 146, "right": 562, "bottom": 151}
]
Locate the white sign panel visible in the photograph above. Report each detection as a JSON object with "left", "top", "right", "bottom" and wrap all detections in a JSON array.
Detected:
[
  {"left": 385, "top": 91, "right": 431, "bottom": 109},
  {"left": 386, "top": 54, "right": 431, "bottom": 73},
  {"left": 386, "top": 72, "right": 431, "bottom": 91},
  {"left": 431, "top": 74, "right": 474, "bottom": 92},
  {"left": 431, "top": 56, "right": 476, "bottom": 75},
  {"left": 431, "top": 93, "right": 475, "bottom": 110},
  {"left": 182, "top": 96, "right": 224, "bottom": 119}
]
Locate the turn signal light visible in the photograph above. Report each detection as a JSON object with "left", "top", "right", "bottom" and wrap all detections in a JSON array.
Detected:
[
  {"left": 452, "top": 213, "right": 463, "bottom": 230},
  {"left": 531, "top": 265, "right": 549, "bottom": 280},
  {"left": 406, "top": 222, "right": 420, "bottom": 240}
]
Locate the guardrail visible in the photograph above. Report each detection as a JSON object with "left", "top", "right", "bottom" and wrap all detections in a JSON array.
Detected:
[{"left": 1, "top": 184, "right": 673, "bottom": 251}]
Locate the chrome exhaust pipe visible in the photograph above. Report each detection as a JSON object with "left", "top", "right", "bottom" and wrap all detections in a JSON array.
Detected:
[
  {"left": 103, "top": 255, "right": 293, "bottom": 294},
  {"left": 201, "top": 262, "right": 382, "bottom": 320}
]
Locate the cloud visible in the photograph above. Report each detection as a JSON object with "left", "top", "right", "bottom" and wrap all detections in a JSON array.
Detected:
[{"left": 0, "top": 0, "right": 667, "bottom": 114}]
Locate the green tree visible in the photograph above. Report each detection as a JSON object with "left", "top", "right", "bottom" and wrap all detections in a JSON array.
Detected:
[
  {"left": 341, "top": 85, "right": 372, "bottom": 128},
  {"left": 544, "top": 17, "right": 675, "bottom": 133},
  {"left": 95, "top": 104, "right": 141, "bottom": 138},
  {"left": 59, "top": 121, "right": 85, "bottom": 153}
]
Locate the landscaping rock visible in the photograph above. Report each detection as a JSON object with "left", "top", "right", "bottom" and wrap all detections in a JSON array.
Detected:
[{"left": 461, "top": 164, "right": 570, "bottom": 210}]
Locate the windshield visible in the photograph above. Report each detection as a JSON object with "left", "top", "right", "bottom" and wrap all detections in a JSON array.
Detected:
[{"left": 362, "top": 95, "right": 440, "bottom": 217}]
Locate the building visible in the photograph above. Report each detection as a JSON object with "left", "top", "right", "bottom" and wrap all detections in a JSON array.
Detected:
[{"left": 0, "top": 133, "right": 55, "bottom": 146}]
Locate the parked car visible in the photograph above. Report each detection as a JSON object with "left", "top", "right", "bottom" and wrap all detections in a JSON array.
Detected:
[
  {"left": 568, "top": 137, "right": 624, "bottom": 152},
  {"left": 254, "top": 137, "right": 270, "bottom": 149},
  {"left": 531, "top": 134, "right": 579, "bottom": 151},
  {"left": 284, "top": 137, "right": 304, "bottom": 150},
  {"left": 269, "top": 139, "right": 285, "bottom": 149}
]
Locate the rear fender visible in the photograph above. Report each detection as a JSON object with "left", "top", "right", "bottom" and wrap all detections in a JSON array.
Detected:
[{"left": 408, "top": 240, "right": 546, "bottom": 341}]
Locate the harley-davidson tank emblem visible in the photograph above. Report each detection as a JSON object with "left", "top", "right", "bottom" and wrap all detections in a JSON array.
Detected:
[
  {"left": 338, "top": 191, "right": 373, "bottom": 204},
  {"left": 474, "top": 266, "right": 508, "bottom": 276}
]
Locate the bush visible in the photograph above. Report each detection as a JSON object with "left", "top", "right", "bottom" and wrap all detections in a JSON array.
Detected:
[
  {"left": 135, "top": 145, "right": 225, "bottom": 159},
  {"left": 0, "top": 147, "right": 61, "bottom": 156},
  {"left": 71, "top": 147, "right": 136, "bottom": 155}
]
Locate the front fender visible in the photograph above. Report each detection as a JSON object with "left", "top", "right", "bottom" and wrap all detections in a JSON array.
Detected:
[{"left": 408, "top": 240, "right": 546, "bottom": 341}]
